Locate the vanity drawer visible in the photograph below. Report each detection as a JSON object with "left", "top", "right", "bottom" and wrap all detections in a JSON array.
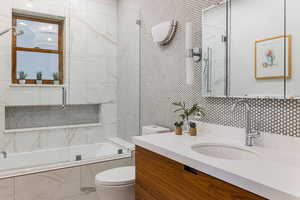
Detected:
[{"left": 135, "top": 146, "right": 267, "bottom": 200}]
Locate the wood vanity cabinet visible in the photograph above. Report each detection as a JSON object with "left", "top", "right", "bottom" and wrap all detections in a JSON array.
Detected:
[{"left": 135, "top": 146, "right": 267, "bottom": 200}]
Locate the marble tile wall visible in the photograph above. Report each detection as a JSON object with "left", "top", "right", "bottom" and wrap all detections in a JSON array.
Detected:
[
  {"left": 3, "top": 125, "right": 118, "bottom": 154},
  {"left": 0, "top": 157, "right": 132, "bottom": 200},
  {"left": 0, "top": 0, "right": 119, "bottom": 153}
]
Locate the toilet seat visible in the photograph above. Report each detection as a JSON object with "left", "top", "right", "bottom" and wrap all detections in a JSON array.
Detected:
[{"left": 95, "top": 166, "right": 135, "bottom": 186}]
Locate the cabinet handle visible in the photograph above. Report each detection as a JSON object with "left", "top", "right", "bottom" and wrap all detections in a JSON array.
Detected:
[{"left": 184, "top": 165, "right": 198, "bottom": 175}]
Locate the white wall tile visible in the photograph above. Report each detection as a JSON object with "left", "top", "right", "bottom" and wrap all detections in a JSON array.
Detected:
[
  {"left": 103, "top": 123, "right": 117, "bottom": 139},
  {"left": 102, "top": 103, "right": 117, "bottom": 124},
  {"left": 40, "top": 129, "right": 67, "bottom": 149},
  {"left": 5, "top": 87, "right": 42, "bottom": 106},
  {"left": 86, "top": 126, "right": 106, "bottom": 144},
  {"left": 0, "top": 56, "right": 11, "bottom": 82},
  {"left": 0, "top": 15, "right": 12, "bottom": 57},
  {"left": 68, "top": 82, "right": 88, "bottom": 104},
  {"left": 2, "top": 134, "right": 15, "bottom": 153},
  {"left": 13, "top": 0, "right": 68, "bottom": 17},
  {"left": 65, "top": 128, "right": 88, "bottom": 146},
  {"left": 14, "top": 131, "right": 40, "bottom": 153},
  {"left": 40, "top": 87, "right": 64, "bottom": 105},
  {"left": 0, "top": 0, "right": 12, "bottom": 17}
]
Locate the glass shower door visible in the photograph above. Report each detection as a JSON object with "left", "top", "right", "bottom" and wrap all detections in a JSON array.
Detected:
[{"left": 117, "top": 6, "right": 141, "bottom": 142}]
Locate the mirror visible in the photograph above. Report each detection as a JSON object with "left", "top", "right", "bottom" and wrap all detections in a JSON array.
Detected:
[
  {"left": 286, "top": 0, "right": 300, "bottom": 99},
  {"left": 202, "top": 1, "right": 227, "bottom": 97},
  {"left": 202, "top": 0, "right": 293, "bottom": 99},
  {"left": 229, "top": 0, "right": 285, "bottom": 98}
]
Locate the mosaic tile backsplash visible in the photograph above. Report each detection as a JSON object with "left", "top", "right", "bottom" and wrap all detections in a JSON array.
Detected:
[{"left": 200, "top": 98, "right": 300, "bottom": 137}]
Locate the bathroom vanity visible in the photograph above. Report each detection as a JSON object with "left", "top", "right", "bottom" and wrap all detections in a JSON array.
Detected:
[
  {"left": 133, "top": 124, "right": 300, "bottom": 200},
  {"left": 135, "top": 146, "right": 265, "bottom": 200}
]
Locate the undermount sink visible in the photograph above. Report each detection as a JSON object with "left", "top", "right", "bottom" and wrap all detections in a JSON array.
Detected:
[{"left": 191, "top": 143, "right": 258, "bottom": 160}]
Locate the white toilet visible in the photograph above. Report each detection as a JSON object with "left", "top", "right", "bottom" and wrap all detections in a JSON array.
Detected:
[
  {"left": 95, "top": 166, "right": 135, "bottom": 200},
  {"left": 95, "top": 125, "right": 170, "bottom": 200}
]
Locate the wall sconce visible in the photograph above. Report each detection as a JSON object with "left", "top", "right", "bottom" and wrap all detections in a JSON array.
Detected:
[
  {"left": 151, "top": 20, "right": 178, "bottom": 46},
  {"left": 185, "top": 22, "right": 201, "bottom": 85}
]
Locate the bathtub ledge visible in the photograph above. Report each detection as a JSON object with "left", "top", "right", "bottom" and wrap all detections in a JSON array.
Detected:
[{"left": 0, "top": 153, "right": 131, "bottom": 179}]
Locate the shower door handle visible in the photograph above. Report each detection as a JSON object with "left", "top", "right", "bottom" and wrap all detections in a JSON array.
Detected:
[
  {"left": 62, "top": 87, "right": 66, "bottom": 108},
  {"left": 206, "top": 47, "right": 211, "bottom": 93}
]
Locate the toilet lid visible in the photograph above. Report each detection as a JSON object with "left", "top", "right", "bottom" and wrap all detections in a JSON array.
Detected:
[{"left": 95, "top": 166, "right": 135, "bottom": 186}]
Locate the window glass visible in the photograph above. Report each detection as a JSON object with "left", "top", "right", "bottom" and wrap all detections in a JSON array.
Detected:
[
  {"left": 16, "top": 19, "right": 59, "bottom": 50},
  {"left": 16, "top": 51, "right": 59, "bottom": 80}
]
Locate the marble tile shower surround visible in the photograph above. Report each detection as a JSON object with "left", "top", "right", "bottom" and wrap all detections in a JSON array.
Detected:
[
  {"left": 2, "top": 123, "right": 118, "bottom": 153},
  {"left": 5, "top": 105, "right": 100, "bottom": 130},
  {"left": 118, "top": 0, "right": 300, "bottom": 137},
  {"left": 0, "top": 0, "right": 120, "bottom": 153}
]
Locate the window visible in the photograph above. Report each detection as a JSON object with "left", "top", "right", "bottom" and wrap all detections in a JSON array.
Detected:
[{"left": 12, "top": 14, "right": 64, "bottom": 84}]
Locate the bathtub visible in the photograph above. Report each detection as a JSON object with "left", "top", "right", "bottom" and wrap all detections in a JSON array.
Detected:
[{"left": 0, "top": 142, "right": 132, "bottom": 179}]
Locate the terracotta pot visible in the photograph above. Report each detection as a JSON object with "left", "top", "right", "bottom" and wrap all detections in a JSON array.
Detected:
[
  {"left": 189, "top": 128, "right": 197, "bottom": 136},
  {"left": 175, "top": 127, "right": 183, "bottom": 135}
]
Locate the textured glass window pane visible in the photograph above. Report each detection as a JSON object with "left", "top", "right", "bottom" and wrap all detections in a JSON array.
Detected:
[
  {"left": 16, "top": 19, "right": 59, "bottom": 50},
  {"left": 16, "top": 51, "right": 59, "bottom": 80}
]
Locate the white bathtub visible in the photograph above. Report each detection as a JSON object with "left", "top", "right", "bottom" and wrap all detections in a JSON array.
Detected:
[{"left": 0, "top": 142, "right": 132, "bottom": 178}]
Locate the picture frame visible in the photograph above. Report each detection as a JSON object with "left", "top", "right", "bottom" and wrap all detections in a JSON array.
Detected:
[{"left": 254, "top": 35, "right": 291, "bottom": 80}]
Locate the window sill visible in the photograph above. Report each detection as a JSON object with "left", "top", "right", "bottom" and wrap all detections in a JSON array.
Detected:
[
  {"left": 9, "top": 84, "right": 65, "bottom": 88},
  {"left": 4, "top": 123, "right": 102, "bottom": 134}
]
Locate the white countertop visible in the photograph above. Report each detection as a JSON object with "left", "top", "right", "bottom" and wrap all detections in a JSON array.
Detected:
[{"left": 133, "top": 123, "right": 300, "bottom": 200}]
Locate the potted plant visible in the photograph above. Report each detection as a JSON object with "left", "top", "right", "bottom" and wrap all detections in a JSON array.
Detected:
[
  {"left": 172, "top": 101, "right": 205, "bottom": 133},
  {"left": 52, "top": 72, "right": 60, "bottom": 85},
  {"left": 189, "top": 122, "right": 197, "bottom": 136},
  {"left": 36, "top": 71, "right": 43, "bottom": 84},
  {"left": 18, "top": 71, "right": 27, "bottom": 84},
  {"left": 174, "top": 121, "right": 184, "bottom": 135}
]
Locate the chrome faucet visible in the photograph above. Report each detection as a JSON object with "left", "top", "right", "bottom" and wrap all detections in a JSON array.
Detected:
[
  {"left": 231, "top": 100, "right": 261, "bottom": 146},
  {"left": 0, "top": 151, "right": 7, "bottom": 159}
]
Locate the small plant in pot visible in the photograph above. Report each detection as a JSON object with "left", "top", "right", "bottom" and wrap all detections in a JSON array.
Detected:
[
  {"left": 18, "top": 71, "right": 27, "bottom": 84},
  {"left": 174, "top": 121, "right": 184, "bottom": 135},
  {"left": 36, "top": 71, "right": 43, "bottom": 84},
  {"left": 189, "top": 122, "right": 197, "bottom": 136},
  {"left": 172, "top": 101, "right": 206, "bottom": 133},
  {"left": 52, "top": 72, "right": 60, "bottom": 85}
]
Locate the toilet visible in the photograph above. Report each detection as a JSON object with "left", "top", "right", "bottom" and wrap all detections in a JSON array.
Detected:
[
  {"left": 95, "top": 166, "right": 135, "bottom": 200},
  {"left": 95, "top": 125, "right": 170, "bottom": 200}
]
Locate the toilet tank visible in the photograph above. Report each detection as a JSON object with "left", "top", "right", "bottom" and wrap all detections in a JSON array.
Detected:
[{"left": 142, "top": 125, "right": 171, "bottom": 135}]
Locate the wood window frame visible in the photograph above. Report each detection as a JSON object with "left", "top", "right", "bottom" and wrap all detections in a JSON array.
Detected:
[{"left": 12, "top": 14, "right": 64, "bottom": 85}]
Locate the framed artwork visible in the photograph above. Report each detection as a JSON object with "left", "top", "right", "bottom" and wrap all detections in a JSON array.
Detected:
[{"left": 254, "top": 35, "right": 291, "bottom": 79}]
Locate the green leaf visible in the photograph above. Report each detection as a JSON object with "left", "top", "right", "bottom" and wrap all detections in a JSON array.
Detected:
[{"left": 173, "top": 108, "right": 184, "bottom": 113}]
